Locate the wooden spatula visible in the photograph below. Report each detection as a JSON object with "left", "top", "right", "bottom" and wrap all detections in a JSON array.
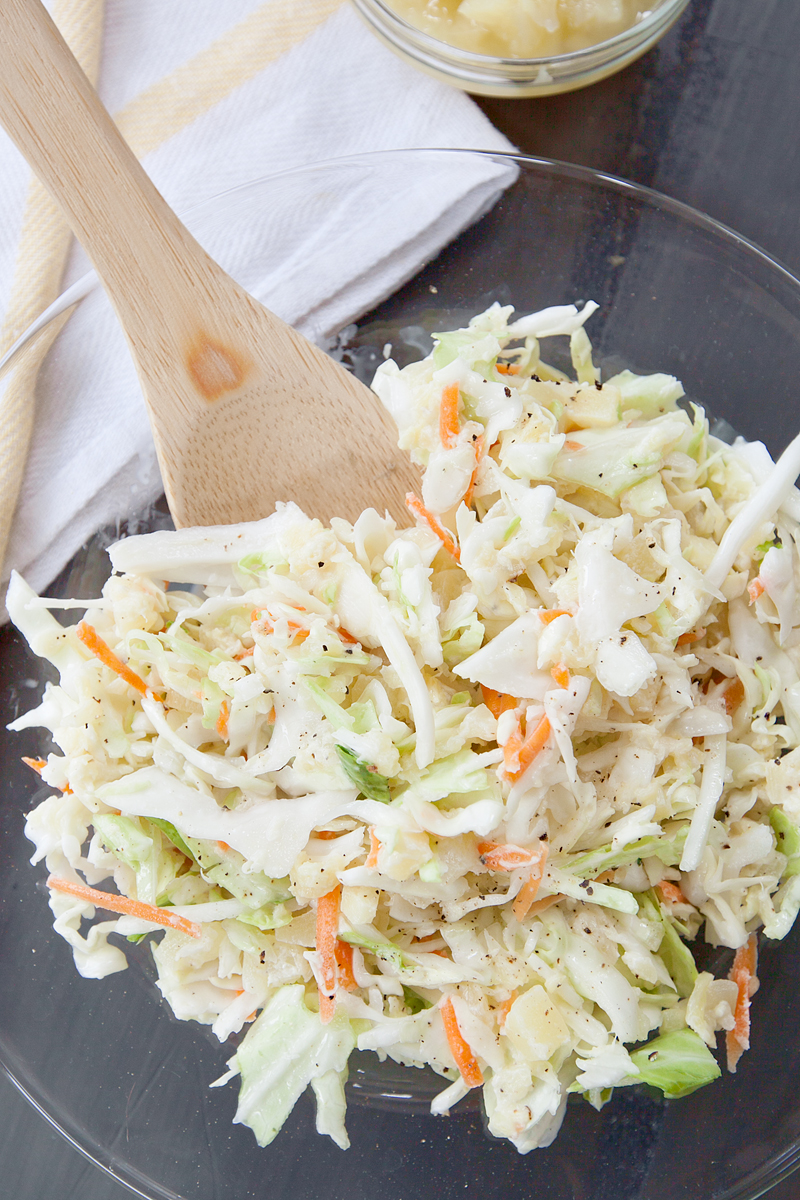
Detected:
[{"left": 0, "top": 0, "right": 419, "bottom": 528}]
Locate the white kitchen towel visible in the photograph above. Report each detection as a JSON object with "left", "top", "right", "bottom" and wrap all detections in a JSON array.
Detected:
[{"left": 0, "top": 0, "right": 515, "bottom": 606}]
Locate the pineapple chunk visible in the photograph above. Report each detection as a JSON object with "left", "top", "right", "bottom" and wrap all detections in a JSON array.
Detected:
[
  {"left": 562, "top": 384, "right": 621, "bottom": 430},
  {"left": 503, "top": 985, "right": 571, "bottom": 1061}
]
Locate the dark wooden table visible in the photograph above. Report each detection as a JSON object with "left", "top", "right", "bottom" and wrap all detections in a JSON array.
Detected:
[{"left": 4, "top": 1, "right": 800, "bottom": 1196}]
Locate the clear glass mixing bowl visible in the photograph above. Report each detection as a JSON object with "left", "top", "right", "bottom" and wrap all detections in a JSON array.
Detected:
[{"left": 3, "top": 149, "right": 800, "bottom": 1200}]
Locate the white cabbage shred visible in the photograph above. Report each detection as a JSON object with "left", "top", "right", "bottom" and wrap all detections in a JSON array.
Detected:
[{"left": 8, "top": 300, "right": 800, "bottom": 1154}]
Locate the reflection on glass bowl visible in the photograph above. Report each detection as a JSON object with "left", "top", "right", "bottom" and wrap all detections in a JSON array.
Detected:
[
  {"left": 3, "top": 150, "right": 800, "bottom": 1200},
  {"left": 351, "top": 0, "right": 690, "bottom": 97}
]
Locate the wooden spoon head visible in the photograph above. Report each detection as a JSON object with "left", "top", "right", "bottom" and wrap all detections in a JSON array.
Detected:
[{"left": 141, "top": 282, "right": 420, "bottom": 528}]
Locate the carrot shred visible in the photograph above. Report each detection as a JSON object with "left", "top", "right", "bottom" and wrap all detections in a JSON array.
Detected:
[
  {"left": 46, "top": 874, "right": 202, "bottom": 938},
  {"left": 550, "top": 663, "right": 570, "bottom": 689},
  {"left": 315, "top": 830, "right": 342, "bottom": 841},
  {"left": 334, "top": 938, "right": 358, "bottom": 990},
  {"left": 365, "top": 827, "right": 381, "bottom": 869},
  {"left": 252, "top": 610, "right": 309, "bottom": 642},
  {"left": 563, "top": 439, "right": 584, "bottom": 451},
  {"left": 525, "top": 893, "right": 563, "bottom": 917},
  {"left": 318, "top": 992, "right": 336, "bottom": 1024},
  {"left": 217, "top": 840, "right": 231, "bottom": 853},
  {"left": 504, "top": 714, "right": 551, "bottom": 782},
  {"left": 726, "top": 933, "right": 758, "bottom": 1073},
  {"left": 316, "top": 885, "right": 341, "bottom": 1024},
  {"left": 337, "top": 627, "right": 361, "bottom": 645},
  {"left": 748, "top": 578, "right": 766, "bottom": 604},
  {"left": 477, "top": 842, "right": 535, "bottom": 871},
  {"left": 21, "top": 756, "right": 46, "bottom": 775},
  {"left": 216, "top": 699, "right": 230, "bottom": 740},
  {"left": 495, "top": 362, "right": 520, "bottom": 376},
  {"left": 496, "top": 990, "right": 518, "bottom": 1026},
  {"left": 676, "top": 626, "right": 705, "bottom": 647},
  {"left": 440, "top": 996, "right": 483, "bottom": 1087},
  {"left": 511, "top": 843, "right": 549, "bottom": 921},
  {"left": 657, "top": 879, "right": 688, "bottom": 906},
  {"left": 439, "top": 382, "right": 461, "bottom": 449},
  {"left": 76, "top": 621, "right": 150, "bottom": 696},
  {"left": 462, "top": 434, "right": 484, "bottom": 509},
  {"left": 723, "top": 677, "right": 746, "bottom": 716},
  {"left": 480, "top": 685, "right": 519, "bottom": 719},
  {"left": 405, "top": 493, "right": 461, "bottom": 562},
  {"left": 538, "top": 609, "right": 570, "bottom": 625}
]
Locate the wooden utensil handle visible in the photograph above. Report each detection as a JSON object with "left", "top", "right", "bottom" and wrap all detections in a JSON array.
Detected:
[{"left": 0, "top": 0, "right": 209, "bottom": 327}]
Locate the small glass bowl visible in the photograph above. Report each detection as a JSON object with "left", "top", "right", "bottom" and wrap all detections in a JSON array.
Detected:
[{"left": 351, "top": 0, "right": 690, "bottom": 96}]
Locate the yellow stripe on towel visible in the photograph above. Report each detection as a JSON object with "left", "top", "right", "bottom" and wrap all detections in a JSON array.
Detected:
[{"left": 0, "top": 0, "right": 346, "bottom": 578}]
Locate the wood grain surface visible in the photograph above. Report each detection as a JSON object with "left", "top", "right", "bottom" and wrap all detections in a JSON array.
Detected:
[{"left": 0, "top": 0, "right": 419, "bottom": 529}]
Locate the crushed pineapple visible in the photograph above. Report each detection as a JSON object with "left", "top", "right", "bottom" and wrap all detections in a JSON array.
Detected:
[{"left": 387, "top": 0, "right": 656, "bottom": 59}]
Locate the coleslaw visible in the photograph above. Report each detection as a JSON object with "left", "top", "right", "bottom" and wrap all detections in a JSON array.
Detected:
[{"left": 8, "top": 299, "right": 800, "bottom": 1154}]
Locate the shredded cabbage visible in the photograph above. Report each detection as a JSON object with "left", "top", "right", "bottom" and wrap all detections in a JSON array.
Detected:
[{"left": 8, "top": 299, "right": 799, "bottom": 1155}]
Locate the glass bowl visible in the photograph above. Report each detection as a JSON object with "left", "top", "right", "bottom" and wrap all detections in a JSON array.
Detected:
[
  {"left": 351, "top": 0, "right": 690, "bottom": 97},
  {"left": 3, "top": 149, "right": 800, "bottom": 1200}
]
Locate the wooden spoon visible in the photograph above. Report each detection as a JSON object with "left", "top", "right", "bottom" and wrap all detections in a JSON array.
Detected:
[{"left": 0, "top": 0, "right": 419, "bottom": 527}]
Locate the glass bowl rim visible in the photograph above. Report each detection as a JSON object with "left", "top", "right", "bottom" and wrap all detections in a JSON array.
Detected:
[
  {"left": 4, "top": 145, "right": 800, "bottom": 1200},
  {"left": 4, "top": 147, "right": 800, "bottom": 382}
]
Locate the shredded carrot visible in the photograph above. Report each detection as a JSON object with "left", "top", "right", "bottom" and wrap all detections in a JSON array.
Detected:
[
  {"left": 462, "top": 434, "right": 484, "bottom": 509},
  {"left": 440, "top": 996, "right": 483, "bottom": 1087},
  {"left": 216, "top": 699, "right": 230, "bottom": 740},
  {"left": 21, "top": 756, "right": 71, "bottom": 793},
  {"left": 216, "top": 840, "right": 231, "bottom": 853},
  {"left": 495, "top": 362, "right": 520, "bottom": 376},
  {"left": 496, "top": 991, "right": 518, "bottom": 1026},
  {"left": 334, "top": 938, "right": 358, "bottom": 990},
  {"left": 563, "top": 439, "right": 584, "bottom": 451},
  {"left": 477, "top": 842, "right": 535, "bottom": 871},
  {"left": 538, "top": 609, "right": 570, "bottom": 625},
  {"left": 316, "top": 885, "right": 341, "bottom": 1024},
  {"left": 723, "top": 677, "right": 746, "bottom": 716},
  {"left": 511, "top": 843, "right": 549, "bottom": 921},
  {"left": 365, "top": 828, "right": 381, "bottom": 869},
  {"left": 550, "top": 663, "right": 570, "bottom": 689},
  {"left": 504, "top": 714, "right": 551, "bottom": 782},
  {"left": 76, "top": 622, "right": 150, "bottom": 696},
  {"left": 657, "top": 879, "right": 688, "bottom": 906},
  {"left": 405, "top": 492, "right": 460, "bottom": 562},
  {"left": 526, "top": 893, "right": 563, "bottom": 917},
  {"left": 318, "top": 992, "right": 336, "bottom": 1024},
  {"left": 315, "top": 830, "right": 342, "bottom": 841},
  {"left": 21, "top": 756, "right": 46, "bottom": 775},
  {"left": 748, "top": 578, "right": 766, "bottom": 604},
  {"left": 480, "top": 685, "right": 519, "bottom": 719},
  {"left": 233, "top": 642, "right": 255, "bottom": 661},
  {"left": 46, "top": 874, "right": 202, "bottom": 938},
  {"left": 726, "top": 933, "right": 758, "bottom": 1073},
  {"left": 251, "top": 610, "right": 309, "bottom": 642},
  {"left": 676, "top": 626, "right": 705, "bottom": 647},
  {"left": 439, "top": 382, "right": 461, "bottom": 449},
  {"left": 337, "top": 627, "right": 361, "bottom": 645}
]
